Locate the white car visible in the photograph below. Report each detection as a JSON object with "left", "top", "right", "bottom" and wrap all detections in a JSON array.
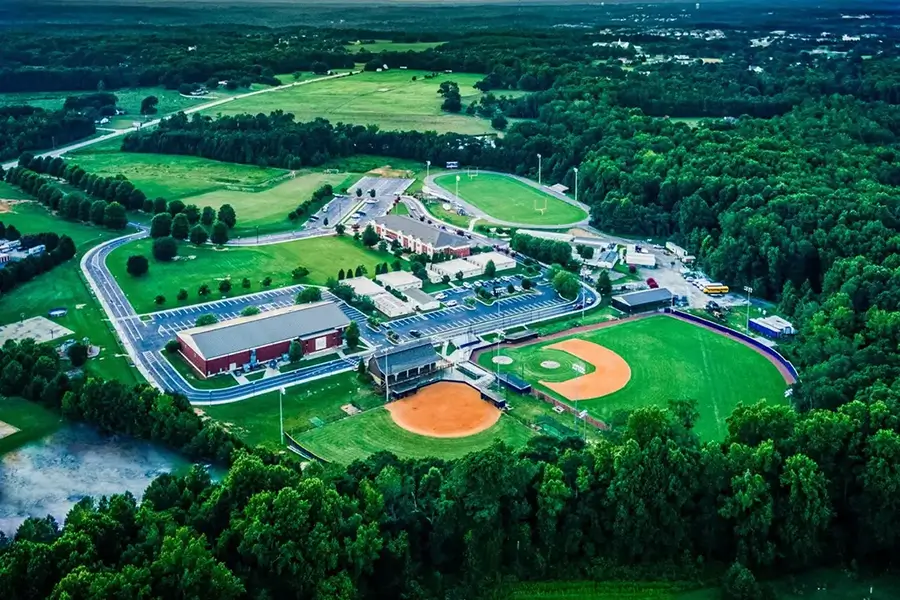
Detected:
[
  {"left": 434, "top": 293, "right": 446, "bottom": 300},
  {"left": 446, "top": 300, "right": 458, "bottom": 307}
]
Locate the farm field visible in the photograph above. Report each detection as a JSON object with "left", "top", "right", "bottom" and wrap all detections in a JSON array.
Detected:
[
  {"left": 107, "top": 234, "right": 399, "bottom": 314},
  {"left": 480, "top": 315, "right": 788, "bottom": 440},
  {"left": 294, "top": 407, "right": 534, "bottom": 464},
  {"left": 203, "top": 371, "right": 382, "bottom": 450},
  {"left": 0, "top": 396, "right": 63, "bottom": 455},
  {"left": 0, "top": 202, "right": 142, "bottom": 384},
  {"left": 433, "top": 172, "right": 588, "bottom": 226},
  {"left": 204, "top": 70, "right": 500, "bottom": 135},
  {"left": 345, "top": 40, "right": 445, "bottom": 53}
]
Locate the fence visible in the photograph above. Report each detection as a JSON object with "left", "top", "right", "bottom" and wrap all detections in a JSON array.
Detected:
[
  {"left": 284, "top": 432, "right": 330, "bottom": 463},
  {"left": 533, "top": 390, "right": 609, "bottom": 431},
  {"left": 668, "top": 309, "right": 799, "bottom": 382}
]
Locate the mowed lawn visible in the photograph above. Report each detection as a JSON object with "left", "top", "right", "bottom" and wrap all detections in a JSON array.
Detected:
[
  {"left": 206, "top": 70, "right": 498, "bottom": 135},
  {"left": 203, "top": 372, "right": 382, "bottom": 450},
  {"left": 480, "top": 316, "right": 788, "bottom": 440},
  {"left": 295, "top": 408, "right": 534, "bottom": 464},
  {"left": 0, "top": 202, "right": 142, "bottom": 384},
  {"left": 434, "top": 172, "right": 587, "bottom": 226},
  {"left": 107, "top": 234, "right": 398, "bottom": 314},
  {"left": 0, "top": 396, "right": 64, "bottom": 455}
]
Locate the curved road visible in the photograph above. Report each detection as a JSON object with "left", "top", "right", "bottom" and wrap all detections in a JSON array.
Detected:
[
  {"left": 424, "top": 170, "right": 592, "bottom": 230},
  {"left": 1, "top": 71, "right": 355, "bottom": 171}
]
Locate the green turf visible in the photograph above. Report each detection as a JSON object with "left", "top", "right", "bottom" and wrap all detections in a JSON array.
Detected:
[
  {"left": 204, "top": 70, "right": 499, "bottom": 135},
  {"left": 295, "top": 408, "right": 535, "bottom": 464},
  {"left": 391, "top": 202, "right": 409, "bottom": 216},
  {"left": 345, "top": 40, "right": 444, "bottom": 54},
  {"left": 422, "top": 198, "right": 472, "bottom": 228},
  {"left": 0, "top": 202, "right": 141, "bottom": 384},
  {"left": 479, "top": 315, "right": 788, "bottom": 440},
  {"left": 161, "top": 350, "right": 237, "bottom": 390},
  {"left": 0, "top": 181, "right": 34, "bottom": 201},
  {"left": 0, "top": 87, "right": 233, "bottom": 128},
  {"left": 434, "top": 172, "right": 588, "bottom": 226},
  {"left": 107, "top": 234, "right": 399, "bottom": 314},
  {"left": 0, "top": 396, "right": 64, "bottom": 455},
  {"left": 202, "top": 372, "right": 383, "bottom": 450}
]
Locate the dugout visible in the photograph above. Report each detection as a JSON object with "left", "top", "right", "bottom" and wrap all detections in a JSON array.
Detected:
[
  {"left": 611, "top": 288, "right": 674, "bottom": 314},
  {"left": 495, "top": 373, "right": 532, "bottom": 394},
  {"left": 503, "top": 329, "right": 539, "bottom": 344}
]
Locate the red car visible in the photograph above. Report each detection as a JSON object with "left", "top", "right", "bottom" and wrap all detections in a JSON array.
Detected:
[{"left": 646, "top": 277, "right": 659, "bottom": 289}]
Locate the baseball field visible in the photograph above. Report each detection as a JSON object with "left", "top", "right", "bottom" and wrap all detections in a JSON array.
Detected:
[
  {"left": 433, "top": 172, "right": 587, "bottom": 226},
  {"left": 478, "top": 315, "right": 789, "bottom": 440}
]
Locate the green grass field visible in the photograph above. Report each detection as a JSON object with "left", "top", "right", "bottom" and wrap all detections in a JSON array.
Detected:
[
  {"left": 204, "top": 70, "right": 499, "bottom": 135},
  {"left": 107, "top": 234, "right": 398, "bottom": 314},
  {"left": 0, "top": 396, "right": 64, "bottom": 455},
  {"left": 0, "top": 202, "right": 142, "bottom": 384},
  {"left": 295, "top": 408, "right": 534, "bottom": 464},
  {"left": 345, "top": 40, "right": 444, "bottom": 54},
  {"left": 479, "top": 315, "right": 788, "bottom": 440},
  {"left": 434, "top": 172, "right": 588, "bottom": 226},
  {"left": 203, "top": 372, "right": 383, "bottom": 450},
  {"left": 422, "top": 198, "right": 472, "bottom": 228},
  {"left": 0, "top": 181, "right": 35, "bottom": 201},
  {"left": 509, "top": 581, "right": 706, "bottom": 600},
  {"left": 161, "top": 350, "right": 237, "bottom": 390}
]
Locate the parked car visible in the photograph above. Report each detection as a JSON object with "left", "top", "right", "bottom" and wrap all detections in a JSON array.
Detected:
[
  {"left": 646, "top": 277, "right": 659, "bottom": 289},
  {"left": 409, "top": 330, "right": 422, "bottom": 338},
  {"left": 434, "top": 293, "right": 446, "bottom": 300},
  {"left": 446, "top": 300, "right": 458, "bottom": 307}
]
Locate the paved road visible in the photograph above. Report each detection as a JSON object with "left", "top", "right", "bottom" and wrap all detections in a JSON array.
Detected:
[
  {"left": 424, "top": 170, "right": 592, "bottom": 229},
  {"left": 1, "top": 71, "right": 355, "bottom": 170}
]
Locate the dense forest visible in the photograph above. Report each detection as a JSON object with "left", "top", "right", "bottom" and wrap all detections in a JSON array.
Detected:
[{"left": 0, "top": 105, "right": 94, "bottom": 162}]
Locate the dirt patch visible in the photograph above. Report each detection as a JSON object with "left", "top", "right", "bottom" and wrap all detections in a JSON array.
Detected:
[
  {"left": 368, "top": 165, "right": 414, "bottom": 178},
  {"left": 341, "top": 404, "right": 361, "bottom": 416},
  {"left": 0, "top": 201, "right": 12, "bottom": 214},
  {"left": 0, "top": 420, "right": 21, "bottom": 440},
  {"left": 541, "top": 339, "right": 631, "bottom": 401},
  {"left": 386, "top": 381, "right": 500, "bottom": 438}
]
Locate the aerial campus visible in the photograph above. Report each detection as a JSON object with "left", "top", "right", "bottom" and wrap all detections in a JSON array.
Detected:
[{"left": 1, "top": 1, "right": 899, "bottom": 598}]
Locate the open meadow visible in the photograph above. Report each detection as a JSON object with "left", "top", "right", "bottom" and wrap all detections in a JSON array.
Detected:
[
  {"left": 345, "top": 40, "right": 445, "bottom": 54},
  {"left": 480, "top": 315, "right": 788, "bottom": 440},
  {"left": 107, "top": 234, "right": 400, "bottom": 314},
  {"left": 204, "top": 70, "right": 500, "bottom": 135},
  {"left": 434, "top": 172, "right": 588, "bottom": 226}
]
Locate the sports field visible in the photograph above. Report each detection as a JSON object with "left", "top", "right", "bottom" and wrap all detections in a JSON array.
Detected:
[
  {"left": 107, "top": 234, "right": 400, "bottom": 314},
  {"left": 0, "top": 396, "right": 63, "bottom": 455},
  {"left": 433, "top": 172, "right": 587, "bottom": 226},
  {"left": 478, "top": 316, "right": 788, "bottom": 440},
  {"left": 204, "top": 70, "right": 497, "bottom": 135},
  {"left": 295, "top": 408, "right": 534, "bottom": 464},
  {"left": 345, "top": 40, "right": 445, "bottom": 54}
]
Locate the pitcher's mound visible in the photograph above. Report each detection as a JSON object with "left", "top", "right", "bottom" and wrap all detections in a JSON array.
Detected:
[{"left": 386, "top": 381, "right": 501, "bottom": 438}]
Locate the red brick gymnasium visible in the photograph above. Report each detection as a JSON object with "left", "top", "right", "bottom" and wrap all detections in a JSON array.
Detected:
[{"left": 176, "top": 301, "right": 350, "bottom": 377}]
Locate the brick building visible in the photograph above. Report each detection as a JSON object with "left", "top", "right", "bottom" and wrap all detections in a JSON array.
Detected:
[
  {"left": 176, "top": 301, "right": 350, "bottom": 377},
  {"left": 370, "top": 215, "right": 471, "bottom": 257}
]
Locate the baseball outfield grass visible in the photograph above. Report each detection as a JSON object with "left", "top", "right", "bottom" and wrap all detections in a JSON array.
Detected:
[
  {"left": 433, "top": 172, "right": 587, "bottom": 226},
  {"left": 107, "top": 234, "right": 400, "bottom": 314},
  {"left": 0, "top": 202, "right": 142, "bottom": 385},
  {"left": 203, "top": 70, "right": 498, "bottom": 135},
  {"left": 294, "top": 408, "right": 535, "bottom": 464},
  {"left": 478, "top": 315, "right": 788, "bottom": 440}
]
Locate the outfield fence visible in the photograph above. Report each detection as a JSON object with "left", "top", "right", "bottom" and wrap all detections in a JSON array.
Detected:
[
  {"left": 284, "top": 432, "right": 330, "bottom": 463},
  {"left": 668, "top": 309, "right": 799, "bottom": 382},
  {"left": 533, "top": 390, "right": 609, "bottom": 431}
]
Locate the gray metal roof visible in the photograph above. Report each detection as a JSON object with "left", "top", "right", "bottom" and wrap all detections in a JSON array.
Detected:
[
  {"left": 612, "top": 287, "right": 673, "bottom": 307},
  {"left": 178, "top": 301, "right": 350, "bottom": 359},
  {"left": 373, "top": 215, "right": 470, "bottom": 249},
  {"left": 403, "top": 288, "right": 436, "bottom": 304},
  {"left": 372, "top": 339, "right": 439, "bottom": 376}
]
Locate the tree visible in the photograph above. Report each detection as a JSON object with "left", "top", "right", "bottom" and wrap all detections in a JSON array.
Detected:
[
  {"left": 491, "top": 113, "right": 508, "bottom": 130},
  {"left": 362, "top": 224, "right": 380, "bottom": 247},
  {"left": 67, "top": 342, "right": 88, "bottom": 367},
  {"left": 521, "top": 277, "right": 533, "bottom": 290},
  {"left": 184, "top": 204, "right": 201, "bottom": 224},
  {"left": 261, "top": 276, "right": 272, "bottom": 287},
  {"left": 288, "top": 340, "right": 304, "bottom": 362},
  {"left": 189, "top": 224, "right": 208, "bottom": 246},
  {"left": 595, "top": 269, "right": 613, "bottom": 297},
  {"left": 152, "top": 236, "right": 178, "bottom": 261},
  {"left": 335, "top": 224, "right": 346, "bottom": 235},
  {"left": 484, "top": 259, "right": 497, "bottom": 278},
  {"left": 241, "top": 306, "right": 260, "bottom": 316},
  {"left": 291, "top": 266, "right": 310, "bottom": 280},
  {"left": 211, "top": 220, "right": 229, "bottom": 245},
  {"left": 552, "top": 270, "right": 580, "bottom": 300},
  {"left": 140, "top": 95, "right": 159, "bottom": 115},
  {"left": 155, "top": 294, "right": 166, "bottom": 305},
  {"left": 104, "top": 201, "right": 128, "bottom": 230},
  {"left": 171, "top": 213, "right": 190, "bottom": 240},
  {"left": 198, "top": 284, "right": 210, "bottom": 297},
  {"left": 217, "top": 204, "right": 237, "bottom": 228},
  {"left": 241, "top": 278, "right": 251, "bottom": 289},
  {"left": 338, "top": 268, "right": 346, "bottom": 280},
  {"left": 165, "top": 339, "right": 181, "bottom": 354},
  {"left": 456, "top": 271, "right": 464, "bottom": 281},
  {"left": 201, "top": 206, "right": 216, "bottom": 226},
  {"left": 219, "top": 279, "right": 232, "bottom": 294},
  {"left": 150, "top": 212, "right": 173, "bottom": 238},
  {"left": 153, "top": 197, "right": 167, "bottom": 214},
  {"left": 356, "top": 188, "right": 363, "bottom": 198},
  {"left": 368, "top": 188, "right": 376, "bottom": 198},
  {"left": 167, "top": 199, "right": 186, "bottom": 216},
  {"left": 344, "top": 321, "right": 361, "bottom": 349},
  {"left": 721, "top": 562, "right": 765, "bottom": 600},
  {"left": 296, "top": 287, "right": 322, "bottom": 304},
  {"left": 177, "top": 288, "right": 188, "bottom": 301},
  {"left": 126, "top": 254, "right": 149, "bottom": 277},
  {"left": 90, "top": 199, "right": 106, "bottom": 225},
  {"left": 507, "top": 283, "right": 515, "bottom": 294},
  {"left": 195, "top": 314, "right": 218, "bottom": 327}
]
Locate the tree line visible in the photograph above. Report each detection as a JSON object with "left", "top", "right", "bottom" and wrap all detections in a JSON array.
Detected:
[{"left": 0, "top": 105, "right": 95, "bottom": 162}]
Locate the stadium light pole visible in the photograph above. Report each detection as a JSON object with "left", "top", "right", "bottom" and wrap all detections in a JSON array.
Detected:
[
  {"left": 426, "top": 160, "right": 431, "bottom": 181},
  {"left": 573, "top": 167, "right": 579, "bottom": 204},
  {"left": 455, "top": 174, "right": 461, "bottom": 201},
  {"left": 279, "top": 387, "right": 285, "bottom": 445},
  {"left": 744, "top": 285, "right": 753, "bottom": 330},
  {"left": 537, "top": 153, "right": 542, "bottom": 187}
]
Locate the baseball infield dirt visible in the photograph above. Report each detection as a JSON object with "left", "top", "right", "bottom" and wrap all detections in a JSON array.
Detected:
[
  {"left": 386, "top": 381, "right": 501, "bottom": 438},
  {"left": 541, "top": 339, "right": 631, "bottom": 401}
]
